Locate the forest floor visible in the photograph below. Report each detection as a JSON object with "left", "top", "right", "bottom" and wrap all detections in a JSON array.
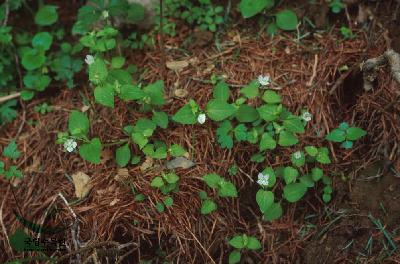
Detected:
[{"left": 1, "top": 1, "right": 400, "bottom": 263}]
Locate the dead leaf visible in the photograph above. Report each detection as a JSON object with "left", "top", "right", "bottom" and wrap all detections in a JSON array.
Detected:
[
  {"left": 101, "top": 148, "right": 113, "bottom": 164},
  {"left": 203, "top": 64, "right": 215, "bottom": 75},
  {"left": 166, "top": 157, "right": 195, "bottom": 170},
  {"left": 140, "top": 156, "right": 154, "bottom": 172},
  {"left": 25, "top": 155, "right": 41, "bottom": 173},
  {"left": 166, "top": 60, "right": 189, "bottom": 71},
  {"left": 109, "top": 198, "right": 120, "bottom": 206},
  {"left": 174, "top": 88, "right": 188, "bottom": 98},
  {"left": 72, "top": 172, "right": 92, "bottom": 199},
  {"left": 81, "top": 105, "right": 90, "bottom": 112},
  {"left": 114, "top": 168, "right": 130, "bottom": 183}
]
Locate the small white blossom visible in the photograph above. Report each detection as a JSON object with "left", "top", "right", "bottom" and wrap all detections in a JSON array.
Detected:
[
  {"left": 302, "top": 111, "right": 312, "bottom": 122},
  {"left": 85, "top": 55, "right": 95, "bottom": 65},
  {"left": 293, "top": 151, "right": 302, "bottom": 160},
  {"left": 258, "top": 75, "right": 271, "bottom": 86},
  {"left": 197, "top": 113, "right": 206, "bottom": 124},
  {"left": 102, "top": 10, "right": 109, "bottom": 19},
  {"left": 257, "top": 172, "right": 270, "bottom": 186},
  {"left": 64, "top": 139, "right": 77, "bottom": 153}
]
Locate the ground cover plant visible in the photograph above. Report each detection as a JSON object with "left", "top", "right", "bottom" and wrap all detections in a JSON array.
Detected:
[{"left": 1, "top": 0, "right": 400, "bottom": 263}]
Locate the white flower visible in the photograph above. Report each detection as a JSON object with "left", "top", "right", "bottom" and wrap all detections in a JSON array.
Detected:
[
  {"left": 258, "top": 75, "right": 271, "bottom": 86},
  {"left": 102, "top": 10, "right": 109, "bottom": 19},
  {"left": 197, "top": 113, "right": 206, "bottom": 124},
  {"left": 293, "top": 151, "right": 302, "bottom": 160},
  {"left": 302, "top": 111, "right": 312, "bottom": 122},
  {"left": 64, "top": 139, "right": 77, "bottom": 153},
  {"left": 85, "top": 55, "right": 95, "bottom": 65},
  {"left": 257, "top": 172, "right": 270, "bottom": 186}
]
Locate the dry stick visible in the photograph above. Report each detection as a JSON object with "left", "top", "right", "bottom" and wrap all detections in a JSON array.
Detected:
[
  {"left": 58, "top": 192, "right": 82, "bottom": 264},
  {"left": 2, "top": 0, "right": 9, "bottom": 26},
  {"left": 0, "top": 187, "right": 14, "bottom": 258},
  {"left": 306, "top": 54, "right": 318, "bottom": 87},
  {"left": 0, "top": 92, "right": 21, "bottom": 104},
  {"left": 185, "top": 226, "right": 216, "bottom": 264}
]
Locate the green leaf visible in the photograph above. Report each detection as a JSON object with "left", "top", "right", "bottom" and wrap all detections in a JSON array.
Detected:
[
  {"left": 234, "top": 124, "right": 247, "bottom": 142},
  {"left": 304, "top": 146, "right": 318, "bottom": 157},
  {"left": 256, "top": 189, "right": 274, "bottom": 213},
  {"left": 259, "top": 132, "right": 276, "bottom": 151},
  {"left": 261, "top": 167, "right": 276, "bottom": 187},
  {"left": 239, "top": 0, "right": 274, "bottom": 18},
  {"left": 155, "top": 201, "right": 165, "bottom": 212},
  {"left": 163, "top": 172, "right": 179, "bottom": 184},
  {"left": 213, "top": 81, "right": 230, "bottom": 101},
  {"left": 23, "top": 74, "right": 51, "bottom": 91},
  {"left": 283, "top": 116, "right": 305, "bottom": 133},
  {"left": 89, "top": 58, "right": 108, "bottom": 84},
  {"left": 263, "top": 202, "right": 282, "bottom": 221},
  {"left": 217, "top": 120, "right": 233, "bottom": 149},
  {"left": 339, "top": 122, "right": 349, "bottom": 131},
  {"left": 152, "top": 111, "right": 169, "bottom": 129},
  {"left": 235, "top": 104, "right": 259, "bottom": 123},
  {"left": 116, "top": 144, "right": 131, "bottom": 167},
  {"left": 200, "top": 199, "right": 217, "bottom": 215},
  {"left": 94, "top": 84, "right": 114, "bottom": 108},
  {"left": 153, "top": 146, "right": 167, "bottom": 159},
  {"left": 79, "top": 138, "right": 102, "bottom": 164},
  {"left": 206, "top": 99, "right": 236, "bottom": 121},
  {"left": 203, "top": 173, "right": 222, "bottom": 188},
  {"left": 172, "top": 103, "right": 197, "bottom": 125},
  {"left": 68, "top": 110, "right": 89, "bottom": 136},
  {"left": 143, "top": 80, "right": 165, "bottom": 105},
  {"left": 126, "top": 3, "right": 145, "bottom": 23},
  {"left": 240, "top": 80, "right": 259, "bottom": 98},
  {"left": 2, "top": 140, "right": 20, "bottom": 160},
  {"left": 291, "top": 151, "right": 305, "bottom": 167},
  {"left": 120, "top": 84, "right": 145, "bottom": 101},
  {"left": 150, "top": 176, "right": 164, "bottom": 188},
  {"left": 111, "top": 56, "right": 125, "bottom": 69},
  {"left": 322, "top": 193, "right": 332, "bottom": 203},
  {"left": 325, "top": 129, "right": 346, "bottom": 142},
  {"left": 316, "top": 148, "right": 331, "bottom": 164},
  {"left": 229, "top": 235, "right": 246, "bottom": 249},
  {"left": 283, "top": 182, "right": 308, "bottom": 203},
  {"left": 32, "top": 32, "right": 53, "bottom": 51},
  {"left": 341, "top": 140, "right": 353, "bottom": 149},
  {"left": 132, "top": 133, "right": 148, "bottom": 149},
  {"left": 246, "top": 237, "right": 262, "bottom": 250},
  {"left": 346, "top": 127, "right": 366, "bottom": 140},
  {"left": 276, "top": 9, "right": 298, "bottom": 31},
  {"left": 283, "top": 166, "right": 298, "bottom": 184},
  {"left": 262, "top": 90, "right": 281, "bottom": 104},
  {"left": 219, "top": 181, "right": 238, "bottom": 197},
  {"left": 299, "top": 174, "right": 314, "bottom": 188},
  {"left": 4, "top": 166, "right": 22, "bottom": 179},
  {"left": 278, "top": 131, "right": 298, "bottom": 146},
  {"left": 251, "top": 153, "right": 265, "bottom": 163},
  {"left": 21, "top": 90, "right": 35, "bottom": 101},
  {"left": 133, "top": 119, "right": 156, "bottom": 136},
  {"left": 163, "top": 196, "right": 174, "bottom": 207},
  {"left": 35, "top": 5, "right": 58, "bottom": 26},
  {"left": 169, "top": 144, "right": 186, "bottom": 157},
  {"left": 257, "top": 104, "right": 281, "bottom": 121},
  {"left": 228, "top": 250, "right": 241, "bottom": 264},
  {"left": 21, "top": 48, "right": 45, "bottom": 70},
  {"left": 311, "top": 167, "right": 323, "bottom": 181}
]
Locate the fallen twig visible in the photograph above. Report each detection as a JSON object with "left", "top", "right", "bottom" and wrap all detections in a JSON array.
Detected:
[{"left": 0, "top": 92, "right": 21, "bottom": 104}]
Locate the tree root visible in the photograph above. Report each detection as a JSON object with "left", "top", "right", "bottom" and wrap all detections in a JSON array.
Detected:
[{"left": 361, "top": 49, "right": 400, "bottom": 91}]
